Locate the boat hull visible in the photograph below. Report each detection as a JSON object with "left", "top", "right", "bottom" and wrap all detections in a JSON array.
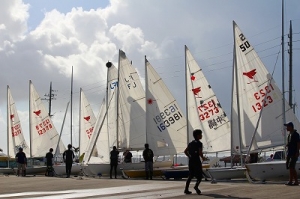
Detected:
[
  {"left": 122, "top": 168, "right": 164, "bottom": 178},
  {"left": 206, "top": 167, "right": 246, "bottom": 181},
  {"left": 245, "top": 160, "right": 300, "bottom": 182},
  {"left": 88, "top": 160, "right": 173, "bottom": 176},
  {"left": 0, "top": 168, "right": 14, "bottom": 175},
  {"left": 53, "top": 163, "right": 82, "bottom": 176},
  {"left": 162, "top": 164, "right": 210, "bottom": 180},
  {"left": 162, "top": 169, "right": 189, "bottom": 179}
]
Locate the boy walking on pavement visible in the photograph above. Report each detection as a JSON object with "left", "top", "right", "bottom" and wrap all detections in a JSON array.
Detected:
[{"left": 184, "top": 129, "right": 204, "bottom": 195}]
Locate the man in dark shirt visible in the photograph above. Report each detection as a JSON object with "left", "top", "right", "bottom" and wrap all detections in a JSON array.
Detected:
[
  {"left": 15, "top": 147, "right": 27, "bottom": 176},
  {"left": 63, "top": 144, "right": 75, "bottom": 178},
  {"left": 123, "top": 149, "right": 133, "bottom": 163},
  {"left": 184, "top": 129, "right": 204, "bottom": 195},
  {"left": 110, "top": 146, "right": 119, "bottom": 179},
  {"left": 284, "top": 122, "right": 300, "bottom": 186},
  {"left": 45, "top": 148, "right": 54, "bottom": 176},
  {"left": 143, "top": 143, "right": 154, "bottom": 180}
]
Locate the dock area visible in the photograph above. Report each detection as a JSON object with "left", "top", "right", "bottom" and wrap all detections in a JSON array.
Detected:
[{"left": 0, "top": 174, "right": 299, "bottom": 198}]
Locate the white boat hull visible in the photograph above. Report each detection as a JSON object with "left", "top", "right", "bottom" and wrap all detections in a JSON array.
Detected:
[
  {"left": 11, "top": 165, "right": 47, "bottom": 175},
  {"left": 88, "top": 160, "right": 173, "bottom": 176},
  {"left": 206, "top": 167, "right": 246, "bottom": 181},
  {"left": 0, "top": 168, "right": 14, "bottom": 175},
  {"left": 53, "top": 163, "right": 82, "bottom": 176},
  {"left": 245, "top": 160, "right": 300, "bottom": 182}
]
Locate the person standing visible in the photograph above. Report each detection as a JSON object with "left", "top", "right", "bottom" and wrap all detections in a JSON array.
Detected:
[
  {"left": 123, "top": 149, "right": 133, "bottom": 163},
  {"left": 63, "top": 144, "right": 75, "bottom": 178},
  {"left": 45, "top": 148, "right": 54, "bottom": 176},
  {"left": 184, "top": 129, "right": 204, "bottom": 195},
  {"left": 15, "top": 147, "right": 27, "bottom": 177},
  {"left": 143, "top": 143, "right": 154, "bottom": 180},
  {"left": 110, "top": 146, "right": 119, "bottom": 179},
  {"left": 284, "top": 122, "right": 300, "bottom": 186}
]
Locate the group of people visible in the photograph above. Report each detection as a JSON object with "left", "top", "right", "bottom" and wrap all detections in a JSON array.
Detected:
[
  {"left": 109, "top": 143, "right": 154, "bottom": 180},
  {"left": 14, "top": 122, "right": 299, "bottom": 194},
  {"left": 15, "top": 144, "right": 75, "bottom": 178}
]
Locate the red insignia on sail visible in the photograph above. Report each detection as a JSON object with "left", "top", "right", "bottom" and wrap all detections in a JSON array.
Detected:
[
  {"left": 84, "top": 116, "right": 90, "bottom": 121},
  {"left": 10, "top": 114, "right": 14, "bottom": 120},
  {"left": 243, "top": 69, "right": 258, "bottom": 84},
  {"left": 191, "top": 73, "right": 196, "bottom": 81},
  {"left": 192, "top": 87, "right": 201, "bottom": 95},
  {"left": 147, "top": 98, "right": 155, "bottom": 104},
  {"left": 33, "top": 110, "right": 41, "bottom": 116}
]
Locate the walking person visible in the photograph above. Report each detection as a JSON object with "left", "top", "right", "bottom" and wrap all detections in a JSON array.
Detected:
[
  {"left": 15, "top": 147, "right": 27, "bottom": 177},
  {"left": 63, "top": 144, "right": 75, "bottom": 178},
  {"left": 184, "top": 129, "right": 204, "bottom": 195},
  {"left": 143, "top": 143, "right": 154, "bottom": 180},
  {"left": 284, "top": 122, "right": 300, "bottom": 186},
  {"left": 45, "top": 148, "right": 54, "bottom": 176},
  {"left": 110, "top": 146, "right": 119, "bottom": 179}
]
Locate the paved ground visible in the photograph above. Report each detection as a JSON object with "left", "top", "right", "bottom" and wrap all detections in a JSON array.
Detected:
[{"left": 0, "top": 174, "right": 299, "bottom": 198}]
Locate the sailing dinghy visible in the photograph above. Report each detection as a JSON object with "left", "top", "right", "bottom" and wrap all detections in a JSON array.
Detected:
[{"left": 230, "top": 21, "right": 300, "bottom": 182}]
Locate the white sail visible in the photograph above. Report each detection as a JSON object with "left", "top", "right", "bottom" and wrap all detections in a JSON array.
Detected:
[
  {"left": 145, "top": 58, "right": 187, "bottom": 156},
  {"left": 185, "top": 46, "right": 231, "bottom": 153},
  {"left": 29, "top": 80, "right": 66, "bottom": 157},
  {"left": 83, "top": 98, "right": 110, "bottom": 163},
  {"left": 7, "top": 86, "right": 30, "bottom": 157},
  {"left": 232, "top": 21, "right": 300, "bottom": 153},
  {"left": 79, "top": 88, "right": 97, "bottom": 156},
  {"left": 118, "top": 50, "right": 146, "bottom": 150},
  {"left": 106, "top": 62, "right": 119, "bottom": 148},
  {"left": 84, "top": 62, "right": 118, "bottom": 164}
]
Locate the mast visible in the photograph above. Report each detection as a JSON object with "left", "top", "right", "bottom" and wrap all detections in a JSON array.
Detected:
[
  {"left": 70, "top": 66, "right": 73, "bottom": 146},
  {"left": 117, "top": 51, "right": 121, "bottom": 149},
  {"left": 106, "top": 61, "right": 112, "bottom": 148},
  {"left": 281, "top": 0, "right": 286, "bottom": 150},
  {"left": 288, "top": 20, "right": 293, "bottom": 112},
  {"left": 184, "top": 45, "right": 189, "bottom": 144},
  {"left": 29, "top": 80, "right": 32, "bottom": 158},
  {"left": 55, "top": 101, "right": 70, "bottom": 158},
  {"left": 230, "top": 46, "right": 235, "bottom": 167},
  {"left": 6, "top": 85, "right": 10, "bottom": 167},
  {"left": 145, "top": 56, "right": 148, "bottom": 144},
  {"left": 78, "top": 88, "right": 82, "bottom": 156},
  {"left": 233, "top": 21, "right": 243, "bottom": 166}
]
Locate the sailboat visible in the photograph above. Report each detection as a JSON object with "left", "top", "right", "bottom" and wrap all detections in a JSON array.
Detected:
[
  {"left": 29, "top": 80, "right": 66, "bottom": 175},
  {"left": 2, "top": 85, "right": 29, "bottom": 175},
  {"left": 183, "top": 45, "right": 244, "bottom": 181},
  {"left": 123, "top": 56, "right": 188, "bottom": 179},
  {"left": 230, "top": 21, "right": 300, "bottom": 182},
  {"left": 6, "top": 84, "right": 47, "bottom": 175},
  {"left": 88, "top": 52, "right": 172, "bottom": 177}
]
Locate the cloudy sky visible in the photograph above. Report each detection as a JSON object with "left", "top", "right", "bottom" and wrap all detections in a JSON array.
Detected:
[{"left": 1, "top": 0, "right": 299, "bottom": 154}]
